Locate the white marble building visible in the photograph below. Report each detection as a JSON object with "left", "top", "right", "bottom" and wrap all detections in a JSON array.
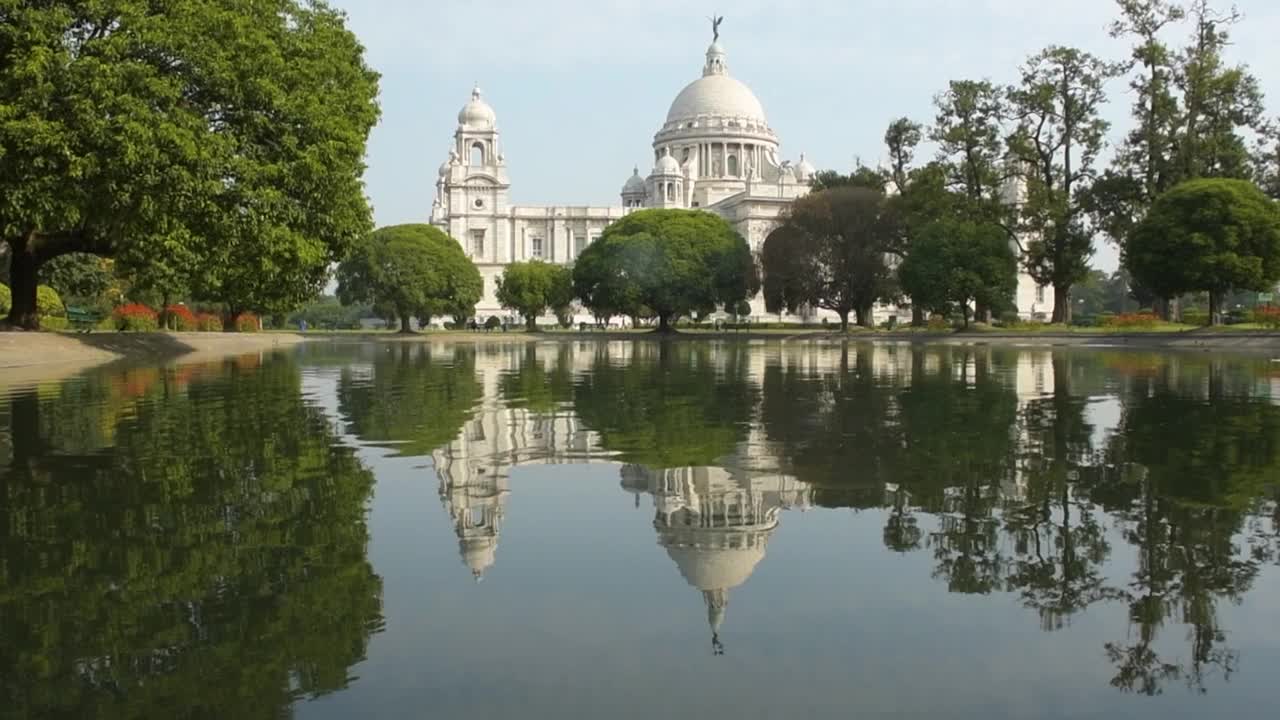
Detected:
[{"left": 430, "top": 31, "right": 1053, "bottom": 323}]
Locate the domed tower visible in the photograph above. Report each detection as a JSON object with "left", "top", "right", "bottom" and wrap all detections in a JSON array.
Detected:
[
  {"left": 432, "top": 84, "right": 511, "bottom": 266},
  {"left": 435, "top": 450, "right": 510, "bottom": 581},
  {"left": 620, "top": 167, "right": 648, "bottom": 208}
]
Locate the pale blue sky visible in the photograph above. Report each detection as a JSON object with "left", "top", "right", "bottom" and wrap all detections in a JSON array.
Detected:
[{"left": 328, "top": 0, "right": 1280, "bottom": 271}]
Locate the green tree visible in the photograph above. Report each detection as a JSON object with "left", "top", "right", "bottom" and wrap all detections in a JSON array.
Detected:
[
  {"left": 931, "top": 79, "right": 1008, "bottom": 210},
  {"left": 0, "top": 1, "right": 380, "bottom": 331},
  {"left": 809, "top": 166, "right": 889, "bottom": 193},
  {"left": 337, "top": 224, "right": 481, "bottom": 333},
  {"left": 496, "top": 260, "right": 573, "bottom": 331},
  {"left": 1127, "top": 178, "right": 1280, "bottom": 324},
  {"left": 761, "top": 187, "right": 896, "bottom": 330},
  {"left": 1009, "top": 46, "right": 1122, "bottom": 323},
  {"left": 572, "top": 209, "right": 756, "bottom": 333},
  {"left": 898, "top": 219, "right": 1017, "bottom": 327}
]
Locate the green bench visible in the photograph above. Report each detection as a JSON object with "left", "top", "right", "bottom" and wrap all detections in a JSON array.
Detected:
[{"left": 66, "top": 306, "right": 103, "bottom": 333}]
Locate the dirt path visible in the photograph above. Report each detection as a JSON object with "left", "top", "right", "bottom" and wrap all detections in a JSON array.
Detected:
[{"left": 0, "top": 332, "right": 306, "bottom": 387}]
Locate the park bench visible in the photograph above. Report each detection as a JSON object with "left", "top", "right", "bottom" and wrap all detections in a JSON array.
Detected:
[{"left": 66, "top": 306, "right": 103, "bottom": 333}]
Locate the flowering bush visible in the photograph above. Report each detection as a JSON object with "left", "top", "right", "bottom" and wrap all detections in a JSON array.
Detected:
[
  {"left": 1102, "top": 312, "right": 1159, "bottom": 329},
  {"left": 196, "top": 313, "right": 222, "bottom": 332},
  {"left": 163, "top": 304, "right": 198, "bottom": 331},
  {"left": 113, "top": 303, "right": 159, "bottom": 332},
  {"left": 1252, "top": 306, "right": 1280, "bottom": 329},
  {"left": 234, "top": 312, "right": 260, "bottom": 332}
]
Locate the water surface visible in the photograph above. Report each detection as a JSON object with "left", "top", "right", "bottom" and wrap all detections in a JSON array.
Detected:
[{"left": 2, "top": 340, "right": 1278, "bottom": 719}]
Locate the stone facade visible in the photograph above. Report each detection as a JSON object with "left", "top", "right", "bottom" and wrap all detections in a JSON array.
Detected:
[{"left": 430, "top": 35, "right": 1053, "bottom": 324}]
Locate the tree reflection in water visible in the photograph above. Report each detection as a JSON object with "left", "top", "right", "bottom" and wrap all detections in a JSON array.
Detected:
[{"left": 0, "top": 355, "right": 383, "bottom": 720}]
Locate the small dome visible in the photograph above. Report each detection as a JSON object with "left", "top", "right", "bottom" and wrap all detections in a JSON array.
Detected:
[
  {"left": 622, "top": 167, "right": 646, "bottom": 195},
  {"left": 458, "top": 85, "right": 496, "bottom": 130},
  {"left": 794, "top": 153, "right": 816, "bottom": 181},
  {"left": 438, "top": 160, "right": 451, "bottom": 178},
  {"left": 654, "top": 153, "right": 682, "bottom": 176}
]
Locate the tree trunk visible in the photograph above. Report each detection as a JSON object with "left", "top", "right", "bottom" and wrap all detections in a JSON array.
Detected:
[
  {"left": 911, "top": 305, "right": 924, "bottom": 327},
  {"left": 854, "top": 306, "right": 873, "bottom": 328},
  {"left": 656, "top": 312, "right": 676, "bottom": 333},
  {"left": 399, "top": 314, "right": 414, "bottom": 333},
  {"left": 838, "top": 310, "right": 849, "bottom": 333},
  {"left": 1208, "top": 290, "right": 1223, "bottom": 326},
  {"left": 1051, "top": 285, "right": 1071, "bottom": 324},
  {"left": 1154, "top": 296, "right": 1171, "bottom": 322},
  {"left": 4, "top": 236, "right": 40, "bottom": 330},
  {"left": 962, "top": 302, "right": 970, "bottom": 329},
  {"left": 223, "top": 310, "right": 240, "bottom": 332}
]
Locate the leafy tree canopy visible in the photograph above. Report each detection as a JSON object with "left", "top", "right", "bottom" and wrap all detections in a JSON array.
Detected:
[
  {"left": 1, "top": 0, "right": 381, "bottom": 330},
  {"left": 336, "top": 224, "right": 481, "bottom": 333},
  {"left": 761, "top": 187, "right": 897, "bottom": 330},
  {"left": 899, "top": 218, "right": 1017, "bottom": 325},
  {"left": 572, "top": 209, "right": 757, "bottom": 332},
  {"left": 496, "top": 260, "right": 573, "bottom": 331},
  {"left": 1126, "top": 178, "right": 1280, "bottom": 323}
]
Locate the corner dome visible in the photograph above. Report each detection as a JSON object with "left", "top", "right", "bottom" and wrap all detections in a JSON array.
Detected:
[
  {"left": 795, "top": 153, "right": 815, "bottom": 181},
  {"left": 458, "top": 85, "right": 496, "bottom": 130},
  {"left": 666, "top": 74, "right": 767, "bottom": 125},
  {"left": 622, "top": 167, "right": 646, "bottom": 194},
  {"left": 654, "top": 153, "right": 681, "bottom": 176}
]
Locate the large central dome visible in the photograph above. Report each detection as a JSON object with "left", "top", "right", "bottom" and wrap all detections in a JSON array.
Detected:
[
  {"left": 666, "top": 74, "right": 767, "bottom": 124},
  {"left": 664, "top": 41, "right": 767, "bottom": 125}
]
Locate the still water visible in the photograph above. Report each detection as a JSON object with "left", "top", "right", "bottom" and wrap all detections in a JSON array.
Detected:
[{"left": 2, "top": 340, "right": 1279, "bottom": 719}]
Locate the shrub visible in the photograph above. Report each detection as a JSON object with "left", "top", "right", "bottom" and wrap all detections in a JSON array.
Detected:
[
  {"left": 37, "top": 285, "right": 66, "bottom": 317},
  {"left": 163, "top": 304, "right": 198, "bottom": 331},
  {"left": 113, "top": 303, "right": 159, "bottom": 332},
  {"left": 733, "top": 300, "right": 752, "bottom": 318},
  {"left": 484, "top": 315, "right": 501, "bottom": 330},
  {"left": 0, "top": 284, "right": 10, "bottom": 315},
  {"left": 1252, "top": 306, "right": 1280, "bottom": 329},
  {"left": 927, "top": 314, "right": 950, "bottom": 331},
  {"left": 40, "top": 316, "right": 70, "bottom": 331},
  {"left": 1102, "top": 312, "right": 1159, "bottom": 329},
  {"left": 196, "top": 313, "right": 222, "bottom": 332},
  {"left": 233, "top": 312, "right": 260, "bottom": 332}
]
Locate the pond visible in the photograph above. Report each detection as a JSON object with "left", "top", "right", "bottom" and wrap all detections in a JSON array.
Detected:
[{"left": 2, "top": 340, "right": 1278, "bottom": 719}]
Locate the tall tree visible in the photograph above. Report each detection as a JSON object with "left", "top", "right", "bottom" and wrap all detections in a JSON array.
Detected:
[
  {"left": 337, "top": 224, "right": 482, "bottom": 333},
  {"left": 1126, "top": 178, "right": 1280, "bottom": 324},
  {"left": 932, "top": 80, "right": 1008, "bottom": 210},
  {"left": 1174, "top": 0, "right": 1265, "bottom": 181},
  {"left": 0, "top": 1, "right": 380, "bottom": 330},
  {"left": 572, "top": 209, "right": 756, "bottom": 333},
  {"left": 761, "top": 187, "right": 897, "bottom": 330},
  {"left": 1008, "top": 46, "right": 1122, "bottom": 323}
]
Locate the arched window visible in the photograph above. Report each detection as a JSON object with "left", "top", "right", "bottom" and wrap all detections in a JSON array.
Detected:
[
  {"left": 666, "top": 183, "right": 674, "bottom": 201},
  {"left": 727, "top": 155, "right": 739, "bottom": 177},
  {"left": 470, "top": 142, "right": 485, "bottom": 166}
]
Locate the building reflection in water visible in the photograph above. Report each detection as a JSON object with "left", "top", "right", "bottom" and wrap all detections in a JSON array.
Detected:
[{"left": 622, "top": 464, "right": 811, "bottom": 654}]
